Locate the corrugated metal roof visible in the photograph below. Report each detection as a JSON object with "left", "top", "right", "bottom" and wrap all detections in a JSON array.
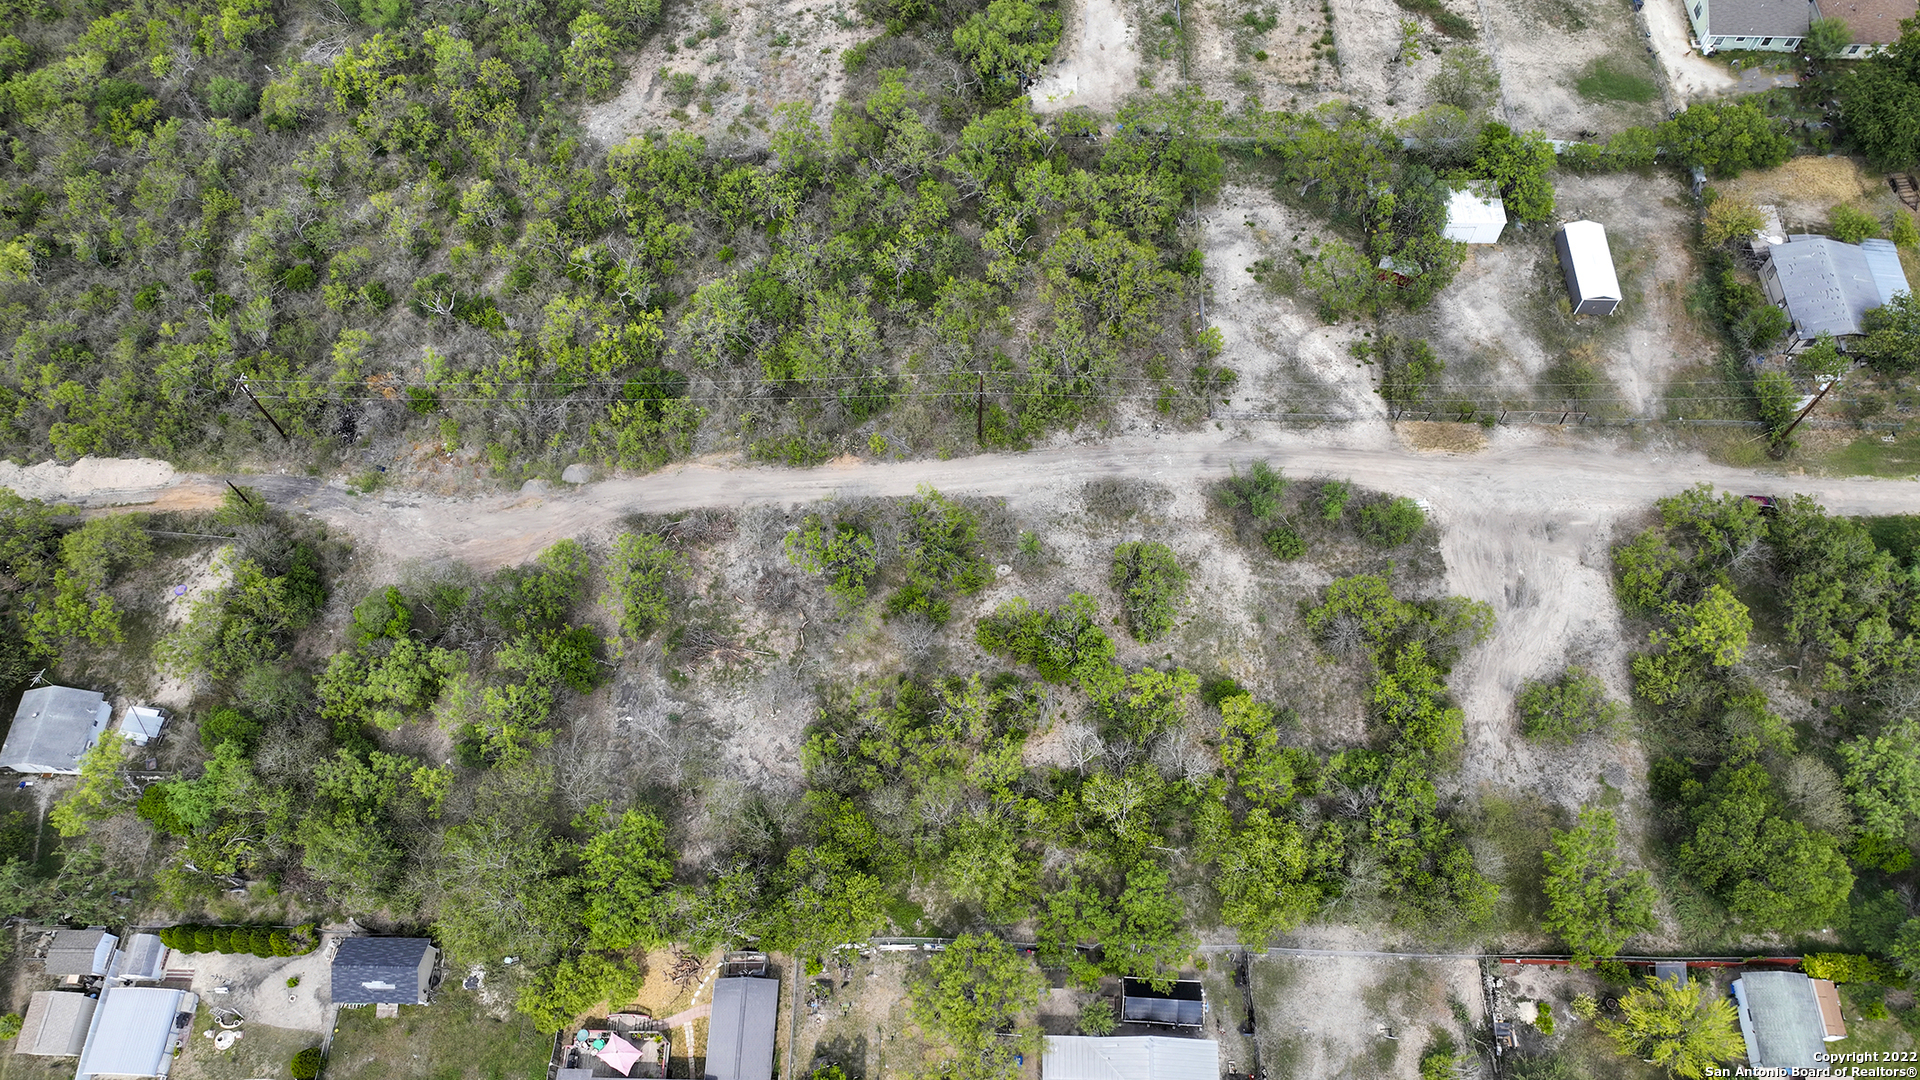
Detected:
[
  {"left": 1560, "top": 221, "right": 1622, "bottom": 303},
  {"left": 705, "top": 978, "right": 779, "bottom": 1080},
  {"left": 1, "top": 686, "right": 107, "bottom": 774},
  {"left": 121, "top": 707, "right": 167, "bottom": 745},
  {"left": 1705, "top": 0, "right": 1810, "bottom": 37},
  {"left": 1861, "top": 238, "right": 1912, "bottom": 305},
  {"left": 1120, "top": 980, "right": 1205, "bottom": 1027},
  {"left": 1446, "top": 187, "right": 1507, "bottom": 228},
  {"left": 75, "top": 986, "right": 196, "bottom": 1079},
  {"left": 17, "top": 991, "right": 95, "bottom": 1056},
  {"left": 109, "top": 935, "right": 169, "bottom": 983},
  {"left": 331, "top": 938, "right": 434, "bottom": 1005},
  {"left": 1768, "top": 235, "right": 1889, "bottom": 338},
  {"left": 1734, "top": 972, "right": 1825, "bottom": 1070},
  {"left": 1043, "top": 1036, "right": 1219, "bottom": 1080}
]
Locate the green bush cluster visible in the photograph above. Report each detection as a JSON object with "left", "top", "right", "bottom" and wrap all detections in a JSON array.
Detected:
[
  {"left": 156, "top": 923, "right": 317, "bottom": 956},
  {"left": 1108, "top": 541, "right": 1189, "bottom": 643},
  {"left": 1517, "top": 666, "right": 1626, "bottom": 743},
  {"left": 290, "top": 1047, "right": 323, "bottom": 1080},
  {"left": 1803, "top": 953, "right": 1903, "bottom": 986}
]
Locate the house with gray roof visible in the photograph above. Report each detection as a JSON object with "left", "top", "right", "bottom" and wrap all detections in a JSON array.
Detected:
[
  {"left": 1684, "top": 0, "right": 1809, "bottom": 52},
  {"left": 1043, "top": 1036, "right": 1220, "bottom": 1080},
  {"left": 330, "top": 937, "right": 437, "bottom": 1006},
  {"left": 1, "top": 685, "right": 110, "bottom": 775},
  {"left": 44, "top": 929, "right": 118, "bottom": 978},
  {"left": 704, "top": 977, "right": 778, "bottom": 1080},
  {"left": 1761, "top": 235, "right": 1913, "bottom": 348},
  {"left": 73, "top": 986, "right": 198, "bottom": 1080},
  {"left": 14, "top": 991, "right": 96, "bottom": 1056},
  {"left": 1732, "top": 971, "right": 1848, "bottom": 1072}
]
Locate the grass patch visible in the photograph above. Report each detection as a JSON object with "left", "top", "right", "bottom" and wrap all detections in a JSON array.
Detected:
[
  {"left": 175, "top": 1020, "right": 319, "bottom": 1080},
  {"left": 1576, "top": 59, "right": 1659, "bottom": 104},
  {"left": 326, "top": 988, "right": 551, "bottom": 1080},
  {"left": 1817, "top": 432, "right": 1920, "bottom": 477},
  {"left": 1465, "top": 793, "right": 1561, "bottom": 935},
  {"left": 1390, "top": 0, "right": 1475, "bottom": 38}
]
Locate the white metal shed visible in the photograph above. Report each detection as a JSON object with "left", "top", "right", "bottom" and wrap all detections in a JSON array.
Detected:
[
  {"left": 1043, "top": 1036, "right": 1219, "bottom": 1080},
  {"left": 1554, "top": 220, "right": 1622, "bottom": 316},
  {"left": 1442, "top": 187, "right": 1507, "bottom": 244}
]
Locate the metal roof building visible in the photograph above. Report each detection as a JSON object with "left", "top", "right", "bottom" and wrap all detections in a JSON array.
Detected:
[
  {"left": 1120, "top": 979, "right": 1205, "bottom": 1027},
  {"left": 1442, "top": 186, "right": 1506, "bottom": 245},
  {"left": 1761, "top": 235, "right": 1912, "bottom": 345},
  {"left": 45, "top": 929, "right": 118, "bottom": 978},
  {"left": 1, "top": 685, "right": 110, "bottom": 774},
  {"left": 119, "top": 707, "right": 168, "bottom": 747},
  {"left": 330, "top": 937, "right": 437, "bottom": 1006},
  {"left": 1554, "top": 221, "right": 1622, "bottom": 316},
  {"left": 14, "top": 991, "right": 96, "bottom": 1056},
  {"left": 74, "top": 986, "right": 198, "bottom": 1080},
  {"left": 1732, "top": 971, "right": 1847, "bottom": 1072},
  {"left": 1042, "top": 1036, "right": 1219, "bottom": 1080},
  {"left": 704, "top": 977, "right": 778, "bottom": 1080},
  {"left": 107, "top": 934, "right": 169, "bottom": 984}
]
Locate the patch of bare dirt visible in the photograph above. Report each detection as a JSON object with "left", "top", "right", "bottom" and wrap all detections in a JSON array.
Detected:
[
  {"left": 1250, "top": 949, "right": 1485, "bottom": 1078},
  {"left": 1481, "top": 0, "right": 1665, "bottom": 136},
  {"left": 1029, "top": 0, "right": 1141, "bottom": 115},
  {"left": 0, "top": 455, "right": 177, "bottom": 503},
  {"left": 1397, "top": 421, "right": 1488, "bottom": 452},
  {"left": 1716, "top": 155, "right": 1908, "bottom": 232}
]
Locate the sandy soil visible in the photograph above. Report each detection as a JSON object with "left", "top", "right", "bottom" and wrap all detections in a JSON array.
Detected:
[
  {"left": 176, "top": 938, "right": 337, "bottom": 1032},
  {"left": 1328, "top": 0, "right": 1471, "bottom": 119},
  {"left": 580, "top": 0, "right": 877, "bottom": 149},
  {"left": 1029, "top": 0, "right": 1140, "bottom": 115},
  {"left": 0, "top": 455, "right": 177, "bottom": 503},
  {"left": 1402, "top": 169, "right": 1713, "bottom": 416},
  {"left": 1250, "top": 949, "right": 1485, "bottom": 1078},
  {"left": 1481, "top": 0, "right": 1666, "bottom": 136},
  {"left": 1644, "top": 0, "right": 1736, "bottom": 97},
  {"left": 1202, "top": 186, "right": 1384, "bottom": 421}
]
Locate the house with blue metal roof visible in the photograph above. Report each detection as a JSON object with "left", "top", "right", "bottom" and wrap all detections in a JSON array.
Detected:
[{"left": 1761, "top": 234, "right": 1912, "bottom": 350}]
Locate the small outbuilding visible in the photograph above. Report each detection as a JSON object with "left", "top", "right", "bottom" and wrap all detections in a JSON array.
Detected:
[
  {"left": 14, "top": 990, "right": 96, "bottom": 1056},
  {"left": 0, "top": 685, "right": 110, "bottom": 775},
  {"left": 330, "top": 938, "right": 438, "bottom": 1007},
  {"left": 107, "top": 934, "right": 169, "bottom": 984},
  {"left": 73, "top": 986, "right": 198, "bottom": 1080},
  {"left": 119, "top": 706, "right": 169, "bottom": 747},
  {"left": 704, "top": 976, "right": 779, "bottom": 1080},
  {"left": 1554, "top": 221, "right": 1622, "bottom": 316},
  {"left": 1042, "top": 1036, "right": 1219, "bottom": 1080},
  {"left": 45, "top": 929, "right": 118, "bottom": 978},
  {"left": 1732, "top": 971, "right": 1847, "bottom": 1073},
  {"left": 1442, "top": 186, "right": 1507, "bottom": 244},
  {"left": 1120, "top": 979, "right": 1205, "bottom": 1027}
]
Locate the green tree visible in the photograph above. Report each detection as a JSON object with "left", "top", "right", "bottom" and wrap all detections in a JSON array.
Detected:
[
  {"left": 1542, "top": 807, "right": 1657, "bottom": 964},
  {"left": 1656, "top": 101, "right": 1793, "bottom": 177},
  {"left": 952, "top": 0, "right": 1063, "bottom": 103},
  {"left": 1596, "top": 977, "right": 1745, "bottom": 1079},
  {"left": 517, "top": 952, "right": 644, "bottom": 1033},
  {"left": 1108, "top": 541, "right": 1189, "bottom": 643},
  {"left": 290, "top": 1048, "right": 322, "bottom": 1079},
  {"left": 1471, "top": 124, "right": 1555, "bottom": 222},
  {"left": 562, "top": 14, "right": 620, "bottom": 99},
  {"left": 579, "top": 806, "right": 676, "bottom": 949},
  {"left": 1217, "top": 460, "right": 1287, "bottom": 520},
  {"left": 1517, "top": 666, "right": 1624, "bottom": 742},
  {"left": 1805, "top": 15, "right": 1852, "bottom": 58},
  {"left": 1828, "top": 204, "right": 1880, "bottom": 244},
  {"left": 910, "top": 933, "right": 1043, "bottom": 1065},
  {"left": 1357, "top": 497, "right": 1426, "bottom": 547},
  {"left": 1839, "top": 717, "right": 1920, "bottom": 844},
  {"left": 785, "top": 516, "right": 880, "bottom": 610},
  {"left": 48, "top": 733, "right": 130, "bottom": 837},
  {"left": 1701, "top": 193, "right": 1765, "bottom": 246},
  {"left": 1676, "top": 761, "right": 1852, "bottom": 933},
  {"left": 1855, "top": 292, "right": 1920, "bottom": 374},
  {"left": 605, "top": 532, "right": 687, "bottom": 641},
  {"left": 1197, "top": 802, "right": 1324, "bottom": 945},
  {"left": 1429, "top": 47, "right": 1500, "bottom": 113}
]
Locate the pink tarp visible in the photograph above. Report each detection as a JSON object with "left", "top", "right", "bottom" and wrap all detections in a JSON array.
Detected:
[{"left": 596, "top": 1033, "right": 642, "bottom": 1076}]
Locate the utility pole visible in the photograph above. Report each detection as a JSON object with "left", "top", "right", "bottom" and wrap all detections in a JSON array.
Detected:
[
  {"left": 237, "top": 379, "right": 291, "bottom": 443},
  {"left": 1776, "top": 375, "right": 1841, "bottom": 445},
  {"left": 223, "top": 481, "right": 256, "bottom": 509},
  {"left": 976, "top": 371, "right": 985, "bottom": 446}
]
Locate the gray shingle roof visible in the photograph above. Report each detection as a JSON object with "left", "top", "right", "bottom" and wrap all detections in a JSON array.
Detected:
[
  {"left": 2, "top": 685, "right": 108, "bottom": 774},
  {"left": 45, "top": 928, "right": 117, "bottom": 976},
  {"left": 1734, "top": 972, "right": 1826, "bottom": 1070},
  {"left": 1705, "top": 0, "right": 1811, "bottom": 37},
  {"left": 16, "top": 990, "right": 95, "bottom": 1056},
  {"left": 705, "top": 978, "right": 779, "bottom": 1080},
  {"left": 330, "top": 937, "right": 434, "bottom": 1005}
]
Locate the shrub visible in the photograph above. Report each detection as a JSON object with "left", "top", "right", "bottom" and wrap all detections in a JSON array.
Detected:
[
  {"left": 200, "top": 706, "right": 261, "bottom": 751},
  {"left": 1218, "top": 460, "right": 1286, "bottom": 520},
  {"left": 1535, "top": 1000, "right": 1555, "bottom": 1035},
  {"left": 1571, "top": 993, "right": 1599, "bottom": 1020},
  {"left": 1804, "top": 953, "right": 1902, "bottom": 985},
  {"left": 1517, "top": 666, "right": 1625, "bottom": 742},
  {"left": 1264, "top": 526, "right": 1305, "bottom": 560},
  {"left": 1078, "top": 996, "right": 1116, "bottom": 1035},
  {"left": 205, "top": 76, "right": 257, "bottom": 118},
  {"left": 270, "top": 930, "right": 294, "bottom": 957},
  {"left": 1109, "top": 541, "right": 1190, "bottom": 642},
  {"left": 0, "top": 1012, "right": 22, "bottom": 1040},
  {"left": 252, "top": 928, "right": 277, "bottom": 956},
  {"left": 1827, "top": 204, "right": 1879, "bottom": 245},
  {"left": 1357, "top": 497, "right": 1425, "bottom": 547},
  {"left": 194, "top": 927, "right": 224, "bottom": 953},
  {"left": 291, "top": 1047, "right": 322, "bottom": 1080},
  {"left": 1319, "top": 480, "right": 1353, "bottom": 522}
]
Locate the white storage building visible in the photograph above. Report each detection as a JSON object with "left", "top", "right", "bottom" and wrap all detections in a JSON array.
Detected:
[
  {"left": 1442, "top": 186, "right": 1507, "bottom": 245},
  {"left": 1554, "top": 220, "right": 1622, "bottom": 316}
]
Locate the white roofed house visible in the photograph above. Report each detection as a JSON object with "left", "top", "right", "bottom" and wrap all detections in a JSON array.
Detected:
[
  {"left": 118, "top": 706, "right": 168, "bottom": 747},
  {"left": 1043, "top": 1036, "right": 1218, "bottom": 1080},
  {"left": 1441, "top": 185, "right": 1507, "bottom": 245},
  {"left": 73, "top": 986, "right": 199, "bottom": 1080},
  {"left": 107, "top": 934, "right": 170, "bottom": 984},
  {"left": 1, "top": 685, "right": 110, "bottom": 774}
]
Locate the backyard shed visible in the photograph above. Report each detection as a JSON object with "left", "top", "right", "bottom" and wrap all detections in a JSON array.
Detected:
[
  {"left": 0, "top": 685, "right": 110, "bottom": 774},
  {"left": 74, "top": 986, "right": 198, "bottom": 1080},
  {"left": 14, "top": 991, "right": 96, "bottom": 1056},
  {"left": 119, "top": 706, "right": 168, "bottom": 747},
  {"left": 45, "top": 929, "right": 118, "bottom": 978},
  {"left": 704, "top": 977, "right": 778, "bottom": 1080},
  {"left": 1042, "top": 1036, "right": 1219, "bottom": 1080},
  {"left": 1554, "top": 221, "right": 1622, "bottom": 316},
  {"left": 1732, "top": 971, "right": 1847, "bottom": 1072},
  {"left": 107, "top": 934, "right": 169, "bottom": 984},
  {"left": 1120, "top": 979, "right": 1205, "bottom": 1027},
  {"left": 330, "top": 937, "right": 438, "bottom": 1006},
  {"left": 1442, "top": 186, "right": 1506, "bottom": 244}
]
